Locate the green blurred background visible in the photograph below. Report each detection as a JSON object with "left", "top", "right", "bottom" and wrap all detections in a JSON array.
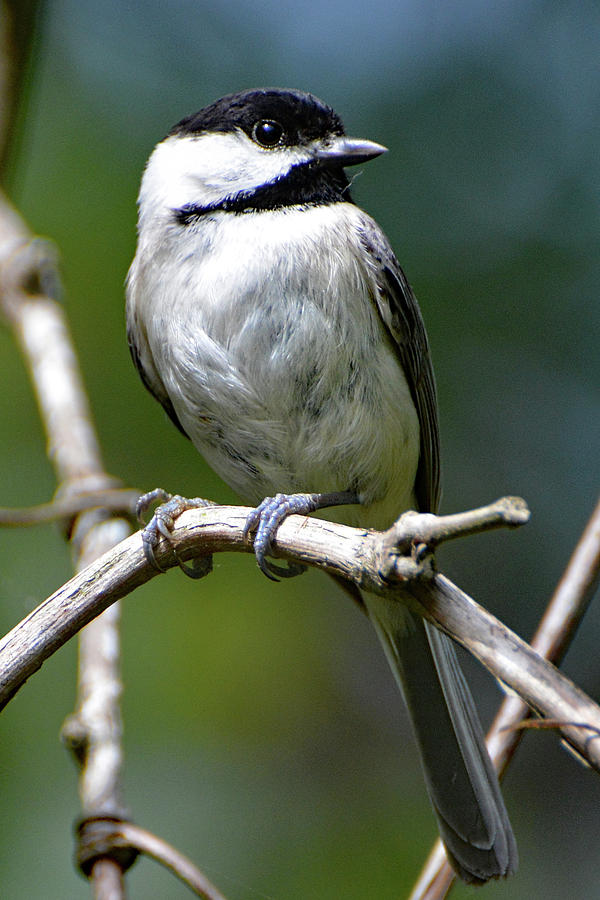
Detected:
[{"left": 1, "top": 1, "right": 599, "bottom": 897}]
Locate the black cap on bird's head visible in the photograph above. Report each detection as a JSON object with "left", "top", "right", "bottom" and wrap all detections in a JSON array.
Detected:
[
  {"left": 150, "top": 89, "right": 387, "bottom": 220},
  {"left": 171, "top": 88, "right": 387, "bottom": 168}
]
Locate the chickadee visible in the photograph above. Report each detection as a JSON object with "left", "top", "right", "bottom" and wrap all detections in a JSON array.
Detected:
[{"left": 126, "top": 87, "right": 517, "bottom": 883}]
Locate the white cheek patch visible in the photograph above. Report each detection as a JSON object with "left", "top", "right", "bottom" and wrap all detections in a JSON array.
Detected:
[{"left": 140, "top": 132, "right": 310, "bottom": 214}]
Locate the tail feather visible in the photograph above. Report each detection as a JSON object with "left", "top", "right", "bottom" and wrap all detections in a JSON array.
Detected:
[{"left": 363, "top": 593, "right": 517, "bottom": 883}]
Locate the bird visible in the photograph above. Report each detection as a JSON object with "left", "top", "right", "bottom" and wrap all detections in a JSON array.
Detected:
[{"left": 126, "top": 87, "right": 517, "bottom": 883}]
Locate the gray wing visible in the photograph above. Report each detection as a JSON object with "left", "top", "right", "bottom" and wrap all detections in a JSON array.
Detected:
[
  {"left": 357, "top": 219, "right": 517, "bottom": 882},
  {"left": 126, "top": 313, "right": 190, "bottom": 440},
  {"left": 358, "top": 219, "right": 440, "bottom": 514}
]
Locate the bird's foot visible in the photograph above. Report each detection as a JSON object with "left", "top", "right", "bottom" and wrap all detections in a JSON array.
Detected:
[
  {"left": 244, "top": 490, "right": 358, "bottom": 581},
  {"left": 136, "top": 488, "right": 215, "bottom": 579}
]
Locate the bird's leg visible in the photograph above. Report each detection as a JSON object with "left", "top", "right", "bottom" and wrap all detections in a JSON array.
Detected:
[
  {"left": 244, "top": 490, "right": 359, "bottom": 581},
  {"left": 136, "top": 488, "right": 216, "bottom": 579}
]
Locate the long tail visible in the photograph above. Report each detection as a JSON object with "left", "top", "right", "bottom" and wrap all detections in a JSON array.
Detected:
[{"left": 363, "top": 593, "right": 517, "bottom": 883}]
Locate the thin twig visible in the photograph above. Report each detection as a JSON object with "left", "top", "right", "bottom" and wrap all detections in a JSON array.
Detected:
[
  {"left": 2, "top": 499, "right": 600, "bottom": 776},
  {"left": 383, "top": 495, "right": 530, "bottom": 553},
  {"left": 74, "top": 816, "right": 226, "bottom": 900},
  {"left": 408, "top": 494, "right": 600, "bottom": 900},
  {"left": 117, "top": 822, "right": 228, "bottom": 900},
  {"left": 0, "top": 487, "right": 141, "bottom": 526},
  {"left": 0, "top": 191, "right": 229, "bottom": 899},
  {"left": 0, "top": 192, "right": 131, "bottom": 896},
  {"left": 409, "top": 573, "right": 600, "bottom": 769}
]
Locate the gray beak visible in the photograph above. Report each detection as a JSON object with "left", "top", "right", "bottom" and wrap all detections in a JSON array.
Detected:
[{"left": 313, "top": 136, "right": 388, "bottom": 167}]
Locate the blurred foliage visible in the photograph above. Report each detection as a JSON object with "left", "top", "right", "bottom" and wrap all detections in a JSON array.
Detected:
[{"left": 1, "top": 1, "right": 599, "bottom": 898}]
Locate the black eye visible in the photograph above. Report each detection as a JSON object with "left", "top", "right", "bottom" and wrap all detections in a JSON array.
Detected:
[{"left": 252, "top": 119, "right": 284, "bottom": 148}]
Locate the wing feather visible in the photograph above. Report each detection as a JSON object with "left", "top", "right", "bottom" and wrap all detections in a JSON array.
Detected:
[{"left": 358, "top": 219, "right": 440, "bottom": 513}]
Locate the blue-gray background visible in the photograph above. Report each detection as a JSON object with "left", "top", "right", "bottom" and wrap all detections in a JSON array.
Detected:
[{"left": 1, "top": 1, "right": 599, "bottom": 897}]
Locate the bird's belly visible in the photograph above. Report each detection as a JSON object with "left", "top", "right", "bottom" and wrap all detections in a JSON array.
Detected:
[{"left": 150, "top": 212, "right": 421, "bottom": 527}]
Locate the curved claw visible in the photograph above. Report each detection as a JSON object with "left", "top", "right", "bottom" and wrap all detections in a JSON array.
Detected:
[
  {"left": 137, "top": 489, "right": 216, "bottom": 578},
  {"left": 141, "top": 523, "right": 170, "bottom": 573},
  {"left": 177, "top": 555, "right": 214, "bottom": 579},
  {"left": 262, "top": 558, "right": 308, "bottom": 580},
  {"left": 244, "top": 493, "right": 317, "bottom": 580},
  {"left": 136, "top": 488, "right": 172, "bottom": 525}
]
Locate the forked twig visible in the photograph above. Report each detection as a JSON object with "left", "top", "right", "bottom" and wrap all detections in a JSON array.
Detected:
[{"left": 408, "top": 494, "right": 600, "bottom": 900}]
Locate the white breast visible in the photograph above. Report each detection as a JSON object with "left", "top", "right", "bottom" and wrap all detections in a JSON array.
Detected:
[{"left": 127, "top": 202, "right": 420, "bottom": 529}]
